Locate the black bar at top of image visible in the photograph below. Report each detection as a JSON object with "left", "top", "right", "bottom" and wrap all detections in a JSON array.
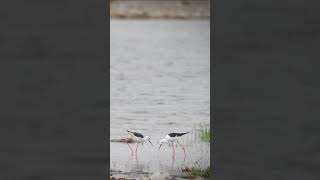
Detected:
[
  {"left": 213, "top": 0, "right": 320, "bottom": 179},
  {"left": 0, "top": 0, "right": 109, "bottom": 179}
]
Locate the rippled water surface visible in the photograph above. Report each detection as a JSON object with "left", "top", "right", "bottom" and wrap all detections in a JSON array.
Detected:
[{"left": 110, "top": 19, "right": 210, "bottom": 178}]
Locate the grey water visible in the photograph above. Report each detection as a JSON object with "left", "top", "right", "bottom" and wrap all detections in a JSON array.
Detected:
[{"left": 110, "top": 19, "right": 210, "bottom": 178}]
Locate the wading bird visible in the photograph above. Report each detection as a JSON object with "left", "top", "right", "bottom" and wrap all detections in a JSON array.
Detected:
[
  {"left": 159, "top": 132, "right": 189, "bottom": 159},
  {"left": 126, "top": 130, "right": 153, "bottom": 155}
]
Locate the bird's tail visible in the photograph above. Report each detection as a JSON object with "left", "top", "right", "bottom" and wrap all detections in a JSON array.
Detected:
[
  {"left": 120, "top": 128, "right": 130, "bottom": 133},
  {"left": 119, "top": 128, "right": 133, "bottom": 135},
  {"left": 126, "top": 130, "right": 134, "bottom": 136},
  {"left": 180, "top": 132, "right": 190, "bottom": 136},
  {"left": 126, "top": 130, "right": 132, "bottom": 133}
]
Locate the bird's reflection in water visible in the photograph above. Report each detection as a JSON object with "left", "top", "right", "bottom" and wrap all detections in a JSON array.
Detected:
[
  {"left": 124, "top": 152, "right": 145, "bottom": 174},
  {"left": 131, "top": 155, "right": 145, "bottom": 174}
]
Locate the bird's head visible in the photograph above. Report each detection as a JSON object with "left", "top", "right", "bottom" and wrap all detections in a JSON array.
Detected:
[{"left": 158, "top": 138, "right": 169, "bottom": 150}]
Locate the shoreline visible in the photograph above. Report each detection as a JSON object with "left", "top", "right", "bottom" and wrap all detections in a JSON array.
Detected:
[{"left": 110, "top": 0, "right": 210, "bottom": 19}]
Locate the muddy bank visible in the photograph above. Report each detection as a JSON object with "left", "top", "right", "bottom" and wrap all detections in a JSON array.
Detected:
[
  {"left": 110, "top": 171, "right": 209, "bottom": 180},
  {"left": 110, "top": 0, "right": 210, "bottom": 19}
]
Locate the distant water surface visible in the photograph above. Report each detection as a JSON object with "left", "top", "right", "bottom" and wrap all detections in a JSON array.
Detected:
[{"left": 110, "top": 19, "right": 210, "bottom": 177}]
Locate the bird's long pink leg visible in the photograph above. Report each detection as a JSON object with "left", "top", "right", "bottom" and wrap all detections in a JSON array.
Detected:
[
  {"left": 171, "top": 157, "right": 175, "bottom": 168},
  {"left": 177, "top": 141, "right": 186, "bottom": 159},
  {"left": 135, "top": 143, "right": 139, "bottom": 154},
  {"left": 126, "top": 140, "right": 133, "bottom": 155},
  {"left": 172, "top": 142, "right": 175, "bottom": 159}
]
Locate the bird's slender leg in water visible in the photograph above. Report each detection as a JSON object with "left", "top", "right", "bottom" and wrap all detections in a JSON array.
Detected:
[
  {"left": 171, "top": 156, "right": 175, "bottom": 168},
  {"left": 126, "top": 140, "right": 133, "bottom": 155},
  {"left": 177, "top": 141, "right": 186, "bottom": 159},
  {"left": 172, "top": 142, "right": 175, "bottom": 159},
  {"left": 135, "top": 143, "right": 139, "bottom": 155}
]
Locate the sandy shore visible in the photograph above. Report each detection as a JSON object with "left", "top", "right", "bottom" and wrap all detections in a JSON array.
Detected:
[{"left": 110, "top": 0, "right": 210, "bottom": 19}]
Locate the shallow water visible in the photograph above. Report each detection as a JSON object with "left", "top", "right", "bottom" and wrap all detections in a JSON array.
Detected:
[{"left": 110, "top": 19, "right": 210, "bottom": 178}]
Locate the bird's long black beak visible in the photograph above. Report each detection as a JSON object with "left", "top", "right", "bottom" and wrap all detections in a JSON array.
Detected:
[
  {"left": 148, "top": 140, "right": 153, "bottom": 146},
  {"left": 158, "top": 144, "right": 162, "bottom": 150}
]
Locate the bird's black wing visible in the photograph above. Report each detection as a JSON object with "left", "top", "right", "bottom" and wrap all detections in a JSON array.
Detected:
[
  {"left": 127, "top": 130, "right": 144, "bottom": 138},
  {"left": 133, "top": 132, "right": 144, "bottom": 138},
  {"left": 168, "top": 132, "right": 189, "bottom": 137}
]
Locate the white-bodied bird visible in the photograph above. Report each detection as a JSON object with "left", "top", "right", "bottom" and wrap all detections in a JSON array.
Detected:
[
  {"left": 126, "top": 130, "right": 153, "bottom": 155},
  {"left": 159, "top": 132, "right": 189, "bottom": 159}
]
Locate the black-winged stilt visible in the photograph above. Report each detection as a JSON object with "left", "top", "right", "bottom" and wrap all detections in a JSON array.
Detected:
[
  {"left": 126, "top": 130, "right": 153, "bottom": 155},
  {"left": 159, "top": 132, "right": 189, "bottom": 159}
]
